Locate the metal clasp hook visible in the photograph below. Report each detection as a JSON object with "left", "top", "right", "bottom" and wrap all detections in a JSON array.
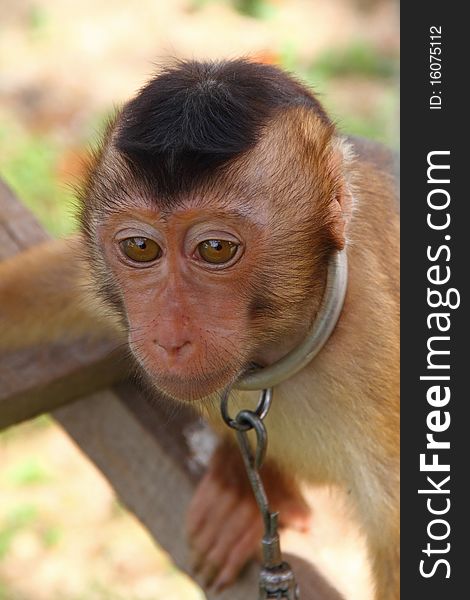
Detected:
[{"left": 220, "top": 387, "right": 300, "bottom": 599}]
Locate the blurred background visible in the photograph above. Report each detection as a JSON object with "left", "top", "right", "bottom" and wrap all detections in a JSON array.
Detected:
[{"left": 0, "top": 1, "right": 398, "bottom": 598}]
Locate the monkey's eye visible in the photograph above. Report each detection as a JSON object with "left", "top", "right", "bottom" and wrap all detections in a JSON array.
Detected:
[
  {"left": 120, "top": 237, "right": 161, "bottom": 263},
  {"left": 197, "top": 239, "right": 238, "bottom": 264}
]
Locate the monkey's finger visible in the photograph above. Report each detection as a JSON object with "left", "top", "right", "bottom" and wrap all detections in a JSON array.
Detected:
[
  {"left": 199, "top": 559, "right": 220, "bottom": 588},
  {"left": 212, "top": 526, "right": 261, "bottom": 592},
  {"left": 190, "top": 547, "right": 205, "bottom": 574},
  {"left": 204, "top": 500, "right": 262, "bottom": 571},
  {"left": 189, "top": 485, "right": 243, "bottom": 558},
  {"left": 187, "top": 471, "right": 223, "bottom": 537}
]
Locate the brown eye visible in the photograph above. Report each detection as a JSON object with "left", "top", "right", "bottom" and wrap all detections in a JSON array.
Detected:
[
  {"left": 198, "top": 239, "right": 238, "bottom": 264},
  {"left": 120, "top": 237, "right": 161, "bottom": 263}
]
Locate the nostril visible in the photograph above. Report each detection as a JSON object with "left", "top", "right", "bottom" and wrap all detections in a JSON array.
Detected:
[
  {"left": 174, "top": 341, "right": 191, "bottom": 354},
  {"left": 154, "top": 339, "right": 192, "bottom": 356}
]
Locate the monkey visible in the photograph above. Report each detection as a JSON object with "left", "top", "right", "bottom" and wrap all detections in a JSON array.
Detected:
[{"left": 0, "top": 59, "right": 399, "bottom": 599}]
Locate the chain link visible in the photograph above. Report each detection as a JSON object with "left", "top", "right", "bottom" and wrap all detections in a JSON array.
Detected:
[{"left": 220, "top": 387, "right": 272, "bottom": 431}]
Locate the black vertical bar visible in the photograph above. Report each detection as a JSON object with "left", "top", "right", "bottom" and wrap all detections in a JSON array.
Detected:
[{"left": 401, "top": 2, "right": 467, "bottom": 598}]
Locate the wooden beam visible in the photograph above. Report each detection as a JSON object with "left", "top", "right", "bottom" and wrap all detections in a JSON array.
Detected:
[
  {"left": 0, "top": 178, "right": 49, "bottom": 253},
  {"left": 0, "top": 180, "right": 126, "bottom": 428},
  {"left": 0, "top": 337, "right": 127, "bottom": 429}
]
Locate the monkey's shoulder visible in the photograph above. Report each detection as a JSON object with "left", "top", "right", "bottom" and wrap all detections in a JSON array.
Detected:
[
  {"left": 347, "top": 135, "right": 398, "bottom": 180},
  {"left": 347, "top": 135, "right": 399, "bottom": 215}
]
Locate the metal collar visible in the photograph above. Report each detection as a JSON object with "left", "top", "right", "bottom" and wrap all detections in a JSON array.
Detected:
[{"left": 235, "top": 249, "right": 348, "bottom": 391}]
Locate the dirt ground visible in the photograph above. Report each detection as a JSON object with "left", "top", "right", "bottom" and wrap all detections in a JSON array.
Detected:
[
  {"left": 0, "top": 1, "right": 398, "bottom": 598},
  {"left": 0, "top": 418, "right": 203, "bottom": 599}
]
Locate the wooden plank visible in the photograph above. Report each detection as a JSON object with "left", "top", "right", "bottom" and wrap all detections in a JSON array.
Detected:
[
  {"left": 0, "top": 179, "right": 49, "bottom": 257},
  {"left": 0, "top": 337, "right": 127, "bottom": 429},
  {"left": 0, "top": 179, "right": 126, "bottom": 427}
]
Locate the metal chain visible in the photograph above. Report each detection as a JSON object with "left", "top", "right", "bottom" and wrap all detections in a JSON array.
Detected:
[{"left": 220, "top": 387, "right": 300, "bottom": 599}]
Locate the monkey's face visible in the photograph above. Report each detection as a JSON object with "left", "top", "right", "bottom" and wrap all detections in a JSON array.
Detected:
[{"left": 96, "top": 198, "right": 278, "bottom": 401}]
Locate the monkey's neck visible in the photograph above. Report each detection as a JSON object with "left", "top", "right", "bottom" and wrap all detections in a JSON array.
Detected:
[
  {"left": 252, "top": 266, "right": 328, "bottom": 370},
  {"left": 253, "top": 321, "right": 312, "bottom": 367}
]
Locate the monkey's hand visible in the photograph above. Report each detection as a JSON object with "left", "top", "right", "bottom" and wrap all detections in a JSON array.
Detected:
[{"left": 186, "top": 438, "right": 312, "bottom": 592}]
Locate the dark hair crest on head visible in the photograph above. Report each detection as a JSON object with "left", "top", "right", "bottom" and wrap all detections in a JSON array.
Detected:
[{"left": 115, "top": 58, "right": 330, "bottom": 197}]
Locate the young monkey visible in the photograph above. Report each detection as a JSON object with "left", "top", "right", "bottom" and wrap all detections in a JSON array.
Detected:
[{"left": 2, "top": 59, "right": 399, "bottom": 599}]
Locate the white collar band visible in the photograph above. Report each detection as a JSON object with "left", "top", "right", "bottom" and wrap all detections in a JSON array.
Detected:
[{"left": 235, "top": 249, "right": 348, "bottom": 391}]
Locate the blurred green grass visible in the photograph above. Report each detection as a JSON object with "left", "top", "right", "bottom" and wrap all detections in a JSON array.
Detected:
[
  {"left": 0, "top": 119, "right": 77, "bottom": 237},
  {"left": 311, "top": 41, "right": 397, "bottom": 79},
  {"left": 191, "top": 0, "right": 276, "bottom": 19},
  {"left": 5, "top": 457, "right": 53, "bottom": 487},
  {"left": 281, "top": 40, "right": 399, "bottom": 143},
  {"left": 0, "top": 504, "right": 39, "bottom": 560}
]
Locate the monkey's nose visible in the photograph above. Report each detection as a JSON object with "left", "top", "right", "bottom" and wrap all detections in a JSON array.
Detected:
[{"left": 153, "top": 339, "right": 192, "bottom": 358}]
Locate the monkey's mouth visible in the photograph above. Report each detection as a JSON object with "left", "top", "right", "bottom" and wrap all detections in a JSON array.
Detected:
[{"left": 136, "top": 360, "right": 242, "bottom": 402}]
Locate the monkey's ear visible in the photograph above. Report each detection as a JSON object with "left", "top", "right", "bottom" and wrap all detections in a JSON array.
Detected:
[
  {"left": 294, "top": 110, "right": 354, "bottom": 251},
  {"left": 328, "top": 139, "right": 354, "bottom": 251}
]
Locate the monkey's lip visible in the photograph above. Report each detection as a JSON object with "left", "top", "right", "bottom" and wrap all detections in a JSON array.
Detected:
[{"left": 140, "top": 363, "right": 241, "bottom": 402}]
